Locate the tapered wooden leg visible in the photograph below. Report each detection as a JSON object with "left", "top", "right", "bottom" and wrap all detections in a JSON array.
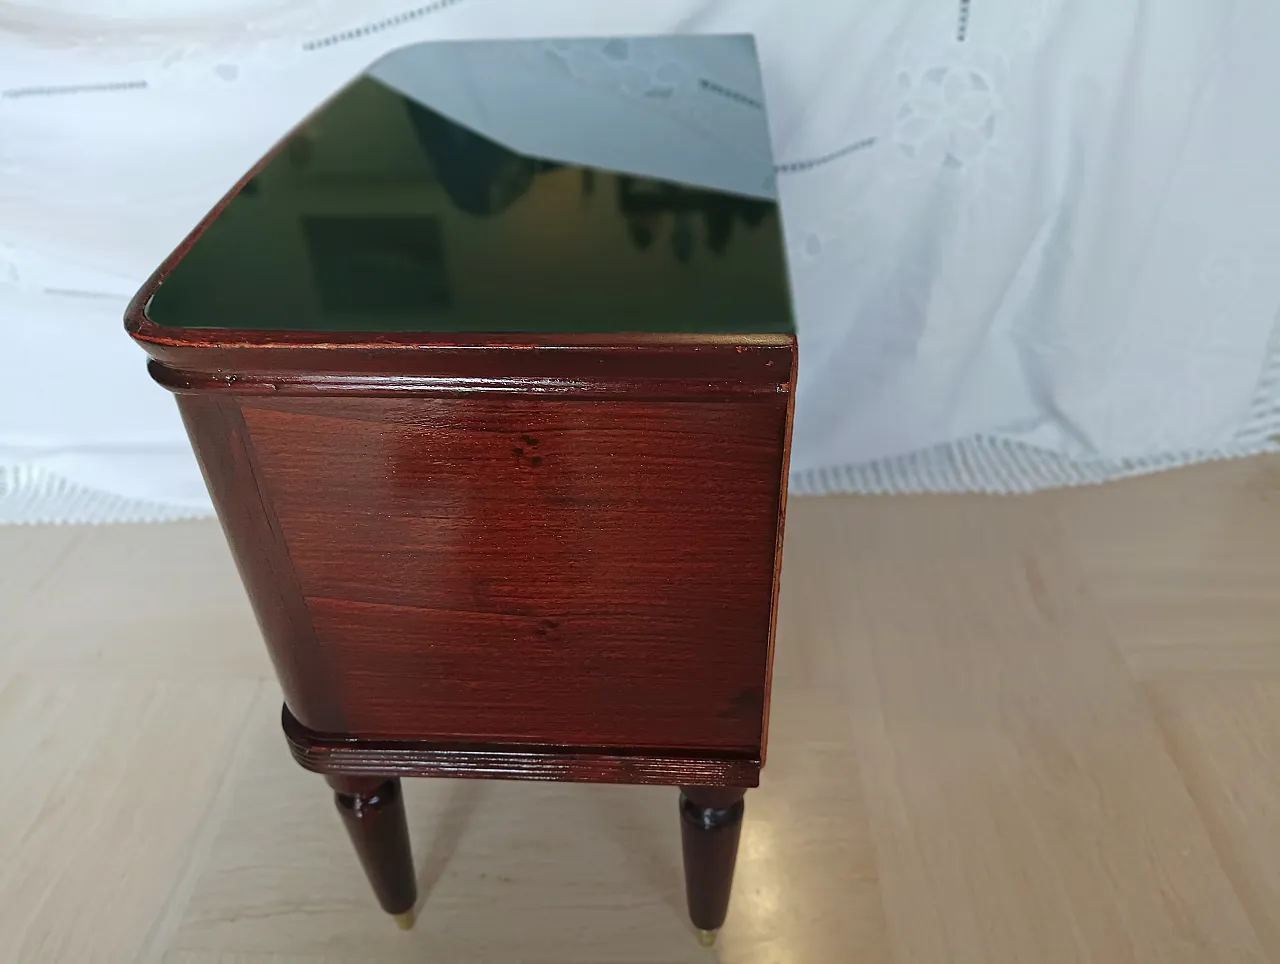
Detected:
[
  {"left": 679, "top": 786, "right": 747, "bottom": 947},
  {"left": 327, "top": 775, "right": 418, "bottom": 928}
]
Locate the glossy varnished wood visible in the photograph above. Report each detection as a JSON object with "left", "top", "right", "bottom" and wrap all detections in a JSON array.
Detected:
[
  {"left": 131, "top": 285, "right": 794, "bottom": 781},
  {"left": 326, "top": 775, "right": 417, "bottom": 919},
  {"left": 128, "top": 285, "right": 793, "bottom": 401},
  {"left": 149, "top": 367, "right": 792, "bottom": 780},
  {"left": 241, "top": 393, "right": 784, "bottom": 751},
  {"left": 176, "top": 395, "right": 344, "bottom": 732},
  {"left": 116, "top": 34, "right": 796, "bottom": 944},
  {"left": 679, "top": 786, "right": 748, "bottom": 936},
  {"left": 122, "top": 80, "right": 795, "bottom": 786},
  {"left": 135, "top": 326, "right": 794, "bottom": 399},
  {"left": 140, "top": 353, "right": 791, "bottom": 788},
  {"left": 284, "top": 706, "right": 761, "bottom": 787}
]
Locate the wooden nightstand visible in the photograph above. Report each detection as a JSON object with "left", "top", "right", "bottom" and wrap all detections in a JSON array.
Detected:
[{"left": 126, "top": 35, "right": 795, "bottom": 948}]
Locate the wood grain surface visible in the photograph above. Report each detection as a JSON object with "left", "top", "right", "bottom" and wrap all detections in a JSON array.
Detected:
[
  {"left": 283, "top": 706, "right": 761, "bottom": 787},
  {"left": 242, "top": 393, "right": 786, "bottom": 753},
  {"left": 136, "top": 310, "right": 795, "bottom": 783},
  {"left": 177, "top": 394, "right": 344, "bottom": 731}
]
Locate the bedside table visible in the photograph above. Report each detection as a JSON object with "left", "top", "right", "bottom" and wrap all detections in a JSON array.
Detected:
[{"left": 126, "top": 35, "right": 795, "bottom": 948}]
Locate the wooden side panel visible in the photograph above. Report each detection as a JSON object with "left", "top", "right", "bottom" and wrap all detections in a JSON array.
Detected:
[
  {"left": 176, "top": 395, "right": 344, "bottom": 731},
  {"left": 241, "top": 395, "right": 786, "bottom": 753}
]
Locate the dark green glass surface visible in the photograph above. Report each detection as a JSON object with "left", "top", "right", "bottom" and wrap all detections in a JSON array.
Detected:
[{"left": 147, "top": 70, "right": 794, "bottom": 334}]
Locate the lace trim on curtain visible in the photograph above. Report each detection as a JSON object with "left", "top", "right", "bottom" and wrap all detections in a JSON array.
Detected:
[{"left": 0, "top": 465, "right": 211, "bottom": 525}]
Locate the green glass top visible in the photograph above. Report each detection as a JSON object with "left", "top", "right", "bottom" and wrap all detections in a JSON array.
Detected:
[{"left": 146, "top": 36, "right": 794, "bottom": 335}]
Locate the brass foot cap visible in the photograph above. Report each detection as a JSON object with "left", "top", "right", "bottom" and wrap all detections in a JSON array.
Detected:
[
  {"left": 697, "top": 929, "right": 718, "bottom": 947},
  {"left": 394, "top": 910, "right": 416, "bottom": 931}
]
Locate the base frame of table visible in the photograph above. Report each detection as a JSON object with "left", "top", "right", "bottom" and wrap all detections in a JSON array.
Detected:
[
  {"left": 283, "top": 705, "right": 761, "bottom": 787},
  {"left": 285, "top": 705, "right": 755, "bottom": 942}
]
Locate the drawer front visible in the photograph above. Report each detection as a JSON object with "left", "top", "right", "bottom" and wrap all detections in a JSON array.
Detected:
[{"left": 241, "top": 395, "right": 786, "bottom": 753}]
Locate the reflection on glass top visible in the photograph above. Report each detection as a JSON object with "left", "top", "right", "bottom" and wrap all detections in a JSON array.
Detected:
[{"left": 147, "top": 35, "right": 794, "bottom": 335}]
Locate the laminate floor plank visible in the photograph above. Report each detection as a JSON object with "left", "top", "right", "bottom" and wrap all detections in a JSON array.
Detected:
[{"left": 788, "top": 494, "right": 1268, "bottom": 963}]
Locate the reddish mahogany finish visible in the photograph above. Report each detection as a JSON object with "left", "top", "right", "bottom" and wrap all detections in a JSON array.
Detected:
[
  {"left": 125, "top": 214, "right": 795, "bottom": 930},
  {"left": 284, "top": 706, "right": 761, "bottom": 787},
  {"left": 328, "top": 775, "right": 417, "bottom": 916},
  {"left": 680, "top": 786, "right": 748, "bottom": 933},
  {"left": 177, "top": 394, "right": 344, "bottom": 731},
  {"left": 242, "top": 393, "right": 781, "bottom": 750},
  {"left": 130, "top": 290, "right": 793, "bottom": 784}
]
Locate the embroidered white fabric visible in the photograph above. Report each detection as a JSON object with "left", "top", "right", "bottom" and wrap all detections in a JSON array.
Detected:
[{"left": 3, "top": 1, "right": 1280, "bottom": 523}]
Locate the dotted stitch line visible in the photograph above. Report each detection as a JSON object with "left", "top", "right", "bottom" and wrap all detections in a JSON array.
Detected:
[
  {"left": 775, "top": 137, "right": 876, "bottom": 174},
  {"left": 957, "top": 0, "right": 971, "bottom": 41},
  {"left": 2, "top": 80, "right": 147, "bottom": 99},
  {"left": 43, "top": 288, "right": 124, "bottom": 301},
  {"left": 697, "top": 78, "right": 763, "bottom": 110},
  {"left": 302, "top": 0, "right": 468, "bottom": 51}
]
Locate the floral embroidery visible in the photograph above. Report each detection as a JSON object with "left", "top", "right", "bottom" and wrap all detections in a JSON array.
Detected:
[
  {"left": 540, "top": 39, "right": 769, "bottom": 159},
  {"left": 894, "top": 65, "right": 997, "bottom": 168}
]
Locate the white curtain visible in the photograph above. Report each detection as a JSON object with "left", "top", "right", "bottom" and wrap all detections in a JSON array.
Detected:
[{"left": 3, "top": 1, "right": 1279, "bottom": 521}]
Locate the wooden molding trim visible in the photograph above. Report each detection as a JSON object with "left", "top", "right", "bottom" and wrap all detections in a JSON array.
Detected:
[
  {"left": 149, "top": 360, "right": 788, "bottom": 401},
  {"left": 282, "top": 706, "right": 762, "bottom": 788}
]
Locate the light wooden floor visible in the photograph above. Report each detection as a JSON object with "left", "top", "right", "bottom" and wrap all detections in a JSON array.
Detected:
[{"left": 3, "top": 455, "right": 1279, "bottom": 963}]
